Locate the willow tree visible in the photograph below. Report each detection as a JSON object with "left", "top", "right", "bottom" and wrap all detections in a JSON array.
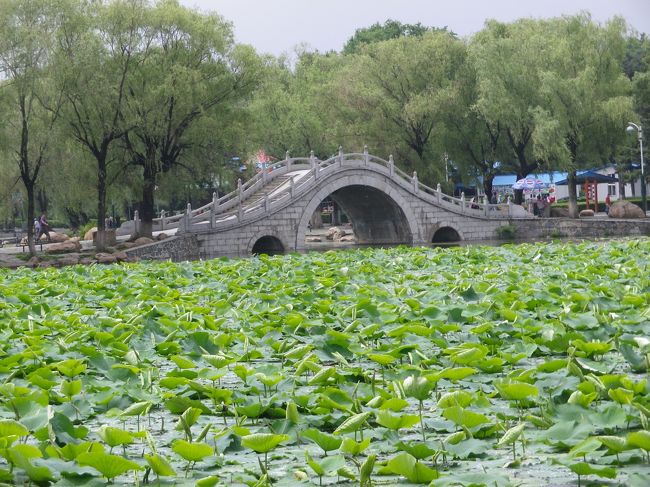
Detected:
[
  {"left": 0, "top": 0, "right": 65, "bottom": 255},
  {"left": 469, "top": 19, "right": 553, "bottom": 203},
  {"left": 531, "top": 14, "right": 633, "bottom": 217},
  {"left": 441, "top": 45, "right": 507, "bottom": 196},
  {"left": 122, "top": 0, "right": 262, "bottom": 238},
  {"left": 248, "top": 51, "right": 345, "bottom": 160},
  {"left": 339, "top": 31, "right": 467, "bottom": 183},
  {"left": 55, "top": 0, "right": 145, "bottom": 249}
]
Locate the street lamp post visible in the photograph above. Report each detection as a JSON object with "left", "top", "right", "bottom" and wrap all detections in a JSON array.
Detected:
[{"left": 627, "top": 122, "right": 646, "bottom": 215}]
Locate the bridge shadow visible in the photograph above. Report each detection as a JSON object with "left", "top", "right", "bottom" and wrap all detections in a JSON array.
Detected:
[
  {"left": 303, "top": 185, "right": 413, "bottom": 248},
  {"left": 431, "top": 226, "right": 461, "bottom": 244},
  {"left": 251, "top": 235, "right": 285, "bottom": 256}
]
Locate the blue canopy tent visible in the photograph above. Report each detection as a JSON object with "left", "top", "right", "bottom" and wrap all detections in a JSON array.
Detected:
[{"left": 556, "top": 171, "right": 618, "bottom": 212}]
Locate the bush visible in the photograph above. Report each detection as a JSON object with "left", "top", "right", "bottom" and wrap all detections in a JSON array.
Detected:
[
  {"left": 496, "top": 224, "right": 516, "bottom": 240},
  {"left": 79, "top": 221, "right": 97, "bottom": 239}
]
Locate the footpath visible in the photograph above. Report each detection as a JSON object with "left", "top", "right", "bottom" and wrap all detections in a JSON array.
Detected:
[{"left": 0, "top": 228, "right": 169, "bottom": 269}]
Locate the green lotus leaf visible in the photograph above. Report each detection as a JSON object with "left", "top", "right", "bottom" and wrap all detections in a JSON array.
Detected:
[
  {"left": 144, "top": 453, "right": 176, "bottom": 477},
  {"left": 76, "top": 451, "right": 143, "bottom": 480},
  {"left": 0, "top": 420, "right": 29, "bottom": 439},
  {"left": 568, "top": 462, "right": 616, "bottom": 479},
  {"left": 334, "top": 412, "right": 372, "bottom": 435},
  {"left": 627, "top": 430, "right": 650, "bottom": 452},
  {"left": 340, "top": 437, "right": 371, "bottom": 456},
  {"left": 97, "top": 426, "right": 134, "bottom": 448},
  {"left": 375, "top": 410, "right": 420, "bottom": 430},
  {"left": 171, "top": 439, "right": 214, "bottom": 462},
  {"left": 442, "top": 406, "right": 490, "bottom": 429},
  {"left": 387, "top": 452, "right": 439, "bottom": 484},
  {"left": 302, "top": 428, "right": 342, "bottom": 453},
  {"left": 241, "top": 433, "right": 289, "bottom": 453}
]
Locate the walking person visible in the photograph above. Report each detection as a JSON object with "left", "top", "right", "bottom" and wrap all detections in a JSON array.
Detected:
[{"left": 37, "top": 211, "right": 51, "bottom": 242}]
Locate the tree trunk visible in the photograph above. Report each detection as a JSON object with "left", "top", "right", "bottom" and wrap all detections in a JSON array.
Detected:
[
  {"left": 567, "top": 171, "right": 579, "bottom": 218},
  {"left": 140, "top": 160, "right": 157, "bottom": 238},
  {"left": 483, "top": 174, "right": 495, "bottom": 201},
  {"left": 26, "top": 184, "right": 36, "bottom": 256},
  {"left": 96, "top": 156, "right": 108, "bottom": 251},
  {"left": 37, "top": 188, "right": 48, "bottom": 213}
]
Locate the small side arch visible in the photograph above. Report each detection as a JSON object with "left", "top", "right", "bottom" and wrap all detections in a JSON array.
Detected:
[
  {"left": 248, "top": 233, "right": 287, "bottom": 255},
  {"left": 431, "top": 225, "right": 463, "bottom": 243}
]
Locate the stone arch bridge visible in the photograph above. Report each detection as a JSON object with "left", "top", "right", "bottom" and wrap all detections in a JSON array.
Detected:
[{"left": 131, "top": 149, "right": 529, "bottom": 258}]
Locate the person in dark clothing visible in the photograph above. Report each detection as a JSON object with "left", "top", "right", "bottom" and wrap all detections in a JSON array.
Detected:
[{"left": 37, "top": 212, "right": 51, "bottom": 242}]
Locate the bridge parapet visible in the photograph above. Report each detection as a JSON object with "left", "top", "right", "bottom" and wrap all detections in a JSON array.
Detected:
[
  {"left": 184, "top": 151, "right": 526, "bottom": 233},
  {"left": 148, "top": 151, "right": 528, "bottom": 235}
]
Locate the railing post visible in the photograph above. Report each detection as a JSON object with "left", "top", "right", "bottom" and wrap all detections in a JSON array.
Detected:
[
  {"left": 262, "top": 165, "right": 268, "bottom": 183},
  {"left": 507, "top": 196, "right": 512, "bottom": 217},
  {"left": 285, "top": 150, "right": 291, "bottom": 172},
  {"left": 185, "top": 203, "right": 192, "bottom": 232},
  {"left": 388, "top": 154, "right": 394, "bottom": 177},
  {"left": 134, "top": 210, "right": 140, "bottom": 235},
  {"left": 160, "top": 210, "right": 165, "bottom": 231},
  {"left": 211, "top": 192, "right": 217, "bottom": 228},
  {"left": 311, "top": 150, "right": 318, "bottom": 180},
  {"left": 436, "top": 183, "right": 442, "bottom": 204},
  {"left": 290, "top": 176, "right": 295, "bottom": 198},
  {"left": 264, "top": 193, "right": 270, "bottom": 212},
  {"left": 238, "top": 178, "right": 243, "bottom": 220},
  {"left": 484, "top": 196, "right": 489, "bottom": 216},
  {"left": 363, "top": 145, "right": 369, "bottom": 165},
  {"left": 412, "top": 171, "right": 418, "bottom": 193},
  {"left": 461, "top": 192, "right": 465, "bottom": 213},
  {"left": 339, "top": 145, "right": 344, "bottom": 166}
]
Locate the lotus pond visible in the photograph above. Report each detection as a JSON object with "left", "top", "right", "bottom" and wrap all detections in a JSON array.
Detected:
[{"left": 1, "top": 239, "right": 650, "bottom": 486}]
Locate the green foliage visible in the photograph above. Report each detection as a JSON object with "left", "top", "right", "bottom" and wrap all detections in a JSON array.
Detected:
[
  {"left": 496, "top": 224, "right": 517, "bottom": 240},
  {"left": 0, "top": 224, "right": 649, "bottom": 484},
  {"left": 342, "top": 19, "right": 448, "bottom": 54}
]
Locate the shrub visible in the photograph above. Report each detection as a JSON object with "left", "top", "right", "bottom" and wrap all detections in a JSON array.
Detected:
[
  {"left": 79, "top": 221, "right": 97, "bottom": 239},
  {"left": 496, "top": 224, "right": 516, "bottom": 240}
]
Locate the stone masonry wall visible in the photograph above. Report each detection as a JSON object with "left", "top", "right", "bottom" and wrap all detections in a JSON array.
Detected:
[
  {"left": 510, "top": 218, "right": 650, "bottom": 240},
  {"left": 125, "top": 235, "right": 200, "bottom": 261}
]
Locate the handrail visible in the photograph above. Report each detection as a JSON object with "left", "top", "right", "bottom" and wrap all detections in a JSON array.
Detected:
[{"left": 151, "top": 150, "right": 522, "bottom": 233}]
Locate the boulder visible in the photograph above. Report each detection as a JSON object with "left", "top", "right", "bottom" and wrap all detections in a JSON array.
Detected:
[
  {"left": 326, "top": 227, "right": 346, "bottom": 241},
  {"left": 156, "top": 233, "right": 169, "bottom": 241},
  {"left": 609, "top": 200, "right": 645, "bottom": 219},
  {"left": 116, "top": 241, "right": 138, "bottom": 249},
  {"left": 339, "top": 235, "right": 356, "bottom": 242},
  {"left": 57, "top": 253, "right": 80, "bottom": 266},
  {"left": 27, "top": 256, "right": 40, "bottom": 268},
  {"left": 39, "top": 231, "right": 68, "bottom": 243},
  {"left": 83, "top": 227, "right": 97, "bottom": 241},
  {"left": 79, "top": 257, "right": 97, "bottom": 265},
  {"left": 579, "top": 209, "right": 595, "bottom": 217},
  {"left": 95, "top": 252, "right": 117, "bottom": 264},
  {"left": 134, "top": 237, "right": 154, "bottom": 246},
  {"left": 550, "top": 207, "right": 570, "bottom": 218},
  {"left": 45, "top": 239, "right": 82, "bottom": 253},
  {"left": 113, "top": 251, "right": 128, "bottom": 262},
  {"left": 305, "top": 236, "right": 322, "bottom": 243}
]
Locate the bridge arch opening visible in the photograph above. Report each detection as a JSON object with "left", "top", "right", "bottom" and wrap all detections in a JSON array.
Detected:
[
  {"left": 251, "top": 236, "right": 285, "bottom": 256},
  {"left": 305, "top": 184, "right": 413, "bottom": 245},
  {"left": 432, "top": 226, "right": 461, "bottom": 243}
]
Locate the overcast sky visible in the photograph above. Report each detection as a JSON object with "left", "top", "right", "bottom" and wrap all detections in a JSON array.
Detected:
[{"left": 179, "top": 0, "right": 650, "bottom": 56}]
